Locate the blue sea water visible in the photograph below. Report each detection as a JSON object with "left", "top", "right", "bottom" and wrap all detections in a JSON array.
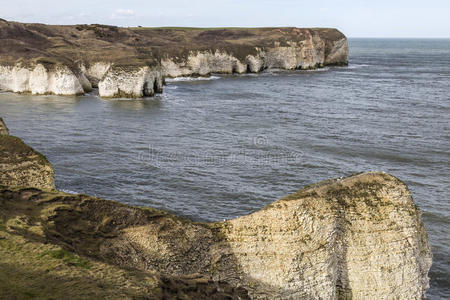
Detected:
[{"left": 0, "top": 38, "right": 449, "bottom": 298}]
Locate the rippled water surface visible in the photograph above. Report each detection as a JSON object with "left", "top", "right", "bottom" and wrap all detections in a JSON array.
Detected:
[{"left": 0, "top": 39, "right": 449, "bottom": 298}]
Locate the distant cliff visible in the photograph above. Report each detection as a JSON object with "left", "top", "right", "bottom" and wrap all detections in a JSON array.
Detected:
[
  {"left": 0, "top": 19, "right": 348, "bottom": 98},
  {"left": 0, "top": 119, "right": 432, "bottom": 299}
]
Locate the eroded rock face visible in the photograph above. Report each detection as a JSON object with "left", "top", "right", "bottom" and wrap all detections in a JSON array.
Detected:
[
  {"left": 213, "top": 172, "right": 432, "bottom": 299},
  {"left": 0, "top": 64, "right": 87, "bottom": 96},
  {"left": 0, "top": 117, "right": 8, "bottom": 135},
  {"left": 0, "top": 135, "right": 55, "bottom": 190},
  {"left": 98, "top": 66, "right": 163, "bottom": 98},
  {"left": 83, "top": 62, "right": 111, "bottom": 87},
  {"left": 162, "top": 37, "right": 348, "bottom": 78},
  {"left": 162, "top": 51, "right": 248, "bottom": 77}
]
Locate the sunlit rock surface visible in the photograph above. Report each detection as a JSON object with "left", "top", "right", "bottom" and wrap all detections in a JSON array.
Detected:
[
  {"left": 0, "top": 135, "right": 54, "bottom": 190},
  {"left": 0, "top": 117, "right": 8, "bottom": 135}
]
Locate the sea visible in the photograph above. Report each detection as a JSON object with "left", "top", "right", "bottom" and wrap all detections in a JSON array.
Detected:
[{"left": 0, "top": 38, "right": 449, "bottom": 298}]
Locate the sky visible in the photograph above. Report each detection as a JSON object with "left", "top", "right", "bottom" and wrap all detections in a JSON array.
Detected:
[{"left": 1, "top": 0, "right": 449, "bottom": 38}]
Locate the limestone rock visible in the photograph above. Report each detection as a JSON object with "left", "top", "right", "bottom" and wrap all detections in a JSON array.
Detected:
[
  {"left": 324, "top": 37, "right": 349, "bottom": 65},
  {"left": 0, "top": 135, "right": 55, "bottom": 190},
  {"left": 161, "top": 38, "right": 344, "bottom": 78},
  {"left": 83, "top": 62, "right": 111, "bottom": 87},
  {"left": 214, "top": 172, "right": 432, "bottom": 299},
  {"left": 98, "top": 66, "right": 163, "bottom": 98},
  {"left": 0, "top": 63, "right": 85, "bottom": 96},
  {"left": 161, "top": 29, "right": 348, "bottom": 78},
  {"left": 162, "top": 51, "right": 248, "bottom": 77},
  {"left": 0, "top": 117, "right": 8, "bottom": 135}
]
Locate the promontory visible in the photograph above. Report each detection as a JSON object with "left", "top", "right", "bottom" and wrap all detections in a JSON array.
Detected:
[
  {"left": 0, "top": 19, "right": 348, "bottom": 98},
  {"left": 0, "top": 118, "right": 432, "bottom": 299}
]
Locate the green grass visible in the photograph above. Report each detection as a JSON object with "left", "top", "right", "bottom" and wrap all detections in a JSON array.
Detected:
[{"left": 40, "top": 249, "right": 91, "bottom": 269}]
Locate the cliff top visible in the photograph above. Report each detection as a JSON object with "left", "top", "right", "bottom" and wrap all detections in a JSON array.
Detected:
[{"left": 0, "top": 19, "right": 346, "bottom": 67}]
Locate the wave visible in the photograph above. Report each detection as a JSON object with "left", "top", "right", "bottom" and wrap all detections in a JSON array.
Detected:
[
  {"left": 166, "top": 76, "right": 221, "bottom": 82},
  {"left": 305, "top": 67, "right": 330, "bottom": 72},
  {"left": 347, "top": 64, "right": 372, "bottom": 69},
  {"left": 60, "top": 188, "right": 79, "bottom": 194}
]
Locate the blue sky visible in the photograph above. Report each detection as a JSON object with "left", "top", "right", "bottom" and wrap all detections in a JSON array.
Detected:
[{"left": 2, "top": 0, "right": 449, "bottom": 38}]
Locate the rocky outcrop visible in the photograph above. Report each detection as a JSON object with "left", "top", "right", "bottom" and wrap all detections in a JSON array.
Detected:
[
  {"left": 0, "top": 63, "right": 88, "bottom": 96},
  {"left": 82, "top": 62, "right": 111, "bottom": 88},
  {"left": 66, "top": 172, "right": 427, "bottom": 300},
  {"left": 98, "top": 66, "right": 163, "bottom": 98},
  {"left": 215, "top": 173, "right": 432, "bottom": 299},
  {"left": 0, "top": 117, "right": 8, "bottom": 135},
  {"left": 0, "top": 135, "right": 55, "bottom": 190},
  {"left": 0, "top": 21, "right": 348, "bottom": 98},
  {"left": 0, "top": 121, "right": 432, "bottom": 299},
  {"left": 162, "top": 35, "right": 348, "bottom": 77},
  {"left": 162, "top": 51, "right": 247, "bottom": 77}
]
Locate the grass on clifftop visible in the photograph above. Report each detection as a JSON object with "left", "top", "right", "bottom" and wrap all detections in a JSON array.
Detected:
[{"left": 0, "top": 227, "right": 162, "bottom": 299}]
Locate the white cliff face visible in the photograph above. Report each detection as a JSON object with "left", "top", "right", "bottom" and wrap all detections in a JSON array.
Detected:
[
  {"left": 211, "top": 172, "right": 432, "bottom": 299},
  {"left": 0, "top": 66, "right": 13, "bottom": 91},
  {"left": 0, "top": 36, "right": 347, "bottom": 98},
  {"left": 77, "top": 72, "right": 93, "bottom": 93},
  {"left": 161, "top": 37, "right": 344, "bottom": 78},
  {"left": 0, "top": 62, "right": 162, "bottom": 98},
  {"left": 325, "top": 37, "right": 349, "bottom": 65},
  {"left": 261, "top": 39, "right": 326, "bottom": 70},
  {"left": 84, "top": 62, "right": 111, "bottom": 87},
  {"left": 162, "top": 51, "right": 247, "bottom": 77},
  {"left": 98, "top": 66, "right": 163, "bottom": 98},
  {"left": 0, "top": 63, "right": 85, "bottom": 96}
]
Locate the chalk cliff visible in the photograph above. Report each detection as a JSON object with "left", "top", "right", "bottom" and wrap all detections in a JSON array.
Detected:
[
  {"left": 0, "top": 19, "right": 347, "bottom": 98},
  {"left": 0, "top": 120, "right": 432, "bottom": 299},
  {"left": 0, "top": 64, "right": 88, "bottom": 96},
  {"left": 98, "top": 66, "right": 163, "bottom": 98},
  {"left": 161, "top": 30, "right": 348, "bottom": 77}
]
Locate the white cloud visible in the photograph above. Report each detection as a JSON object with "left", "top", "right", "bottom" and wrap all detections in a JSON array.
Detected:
[{"left": 111, "top": 9, "right": 135, "bottom": 19}]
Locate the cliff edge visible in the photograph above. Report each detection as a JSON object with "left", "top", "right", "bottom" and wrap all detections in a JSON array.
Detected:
[
  {"left": 0, "top": 19, "right": 348, "bottom": 98},
  {"left": 0, "top": 117, "right": 9, "bottom": 135},
  {"left": 0, "top": 133, "right": 55, "bottom": 190},
  {"left": 0, "top": 120, "right": 431, "bottom": 299}
]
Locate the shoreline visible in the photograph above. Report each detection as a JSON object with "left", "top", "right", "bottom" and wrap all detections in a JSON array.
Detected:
[{"left": 0, "top": 20, "right": 348, "bottom": 98}]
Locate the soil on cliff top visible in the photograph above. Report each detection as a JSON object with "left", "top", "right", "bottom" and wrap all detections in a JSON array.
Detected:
[{"left": 0, "top": 19, "right": 346, "bottom": 67}]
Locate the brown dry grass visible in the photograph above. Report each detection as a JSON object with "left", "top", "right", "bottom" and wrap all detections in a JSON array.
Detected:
[{"left": 0, "top": 19, "right": 346, "bottom": 68}]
